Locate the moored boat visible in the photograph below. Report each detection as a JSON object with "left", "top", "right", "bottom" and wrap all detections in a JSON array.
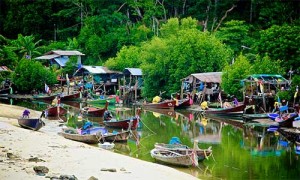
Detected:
[
  {"left": 154, "top": 143, "right": 212, "bottom": 161},
  {"left": 150, "top": 148, "right": 198, "bottom": 167},
  {"left": 103, "top": 108, "right": 141, "bottom": 130},
  {"left": 97, "top": 130, "right": 131, "bottom": 143},
  {"left": 45, "top": 106, "right": 67, "bottom": 117},
  {"left": 60, "top": 130, "right": 99, "bottom": 144},
  {"left": 82, "top": 102, "right": 108, "bottom": 117},
  {"left": 142, "top": 100, "right": 176, "bottom": 110},
  {"left": 17, "top": 117, "right": 45, "bottom": 131},
  {"left": 60, "top": 91, "right": 81, "bottom": 101}
]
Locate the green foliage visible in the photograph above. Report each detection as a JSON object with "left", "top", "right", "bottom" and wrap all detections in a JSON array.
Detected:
[
  {"left": 104, "top": 46, "right": 142, "bottom": 71},
  {"left": 140, "top": 18, "right": 232, "bottom": 98},
  {"left": 10, "top": 34, "right": 42, "bottom": 59},
  {"left": 250, "top": 54, "right": 285, "bottom": 75},
  {"left": 222, "top": 54, "right": 251, "bottom": 99},
  {"left": 276, "top": 90, "right": 292, "bottom": 103},
  {"left": 12, "top": 59, "right": 56, "bottom": 92},
  {"left": 216, "top": 20, "right": 254, "bottom": 56},
  {"left": 255, "top": 25, "right": 300, "bottom": 72}
]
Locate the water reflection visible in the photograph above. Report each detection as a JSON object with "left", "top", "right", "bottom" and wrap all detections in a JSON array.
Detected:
[{"left": 2, "top": 98, "right": 300, "bottom": 179}]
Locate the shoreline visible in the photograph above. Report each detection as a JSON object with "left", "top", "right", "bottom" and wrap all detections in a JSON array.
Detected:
[{"left": 0, "top": 103, "right": 198, "bottom": 180}]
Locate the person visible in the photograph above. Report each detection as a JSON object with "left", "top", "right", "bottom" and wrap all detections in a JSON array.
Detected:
[
  {"left": 22, "top": 109, "right": 30, "bottom": 118},
  {"left": 233, "top": 97, "right": 239, "bottom": 107},
  {"left": 57, "top": 96, "right": 61, "bottom": 106},
  {"left": 223, "top": 99, "right": 232, "bottom": 108},
  {"left": 104, "top": 110, "right": 113, "bottom": 121},
  {"left": 200, "top": 101, "right": 208, "bottom": 110},
  {"left": 52, "top": 96, "right": 58, "bottom": 106}
]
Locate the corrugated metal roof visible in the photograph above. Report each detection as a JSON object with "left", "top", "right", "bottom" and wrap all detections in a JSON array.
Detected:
[
  {"left": 35, "top": 54, "right": 60, "bottom": 60},
  {"left": 189, "top": 72, "right": 222, "bottom": 83},
  {"left": 45, "top": 50, "right": 85, "bottom": 56},
  {"left": 0, "top": 66, "right": 11, "bottom": 71},
  {"left": 82, "top": 66, "right": 107, "bottom": 74},
  {"left": 242, "top": 74, "right": 288, "bottom": 84},
  {"left": 124, "top": 68, "right": 142, "bottom": 76}
]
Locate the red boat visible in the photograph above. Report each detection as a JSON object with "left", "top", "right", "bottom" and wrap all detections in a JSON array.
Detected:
[
  {"left": 104, "top": 109, "right": 141, "bottom": 130},
  {"left": 172, "top": 93, "right": 192, "bottom": 109},
  {"left": 46, "top": 106, "right": 67, "bottom": 117},
  {"left": 143, "top": 100, "right": 176, "bottom": 110},
  {"left": 83, "top": 102, "right": 108, "bottom": 117},
  {"left": 60, "top": 91, "right": 81, "bottom": 101}
]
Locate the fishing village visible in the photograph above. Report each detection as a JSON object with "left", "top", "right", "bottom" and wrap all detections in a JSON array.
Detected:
[{"left": 0, "top": 1, "right": 300, "bottom": 180}]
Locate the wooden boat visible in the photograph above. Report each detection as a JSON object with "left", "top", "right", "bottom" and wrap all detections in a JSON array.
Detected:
[
  {"left": 60, "top": 130, "right": 99, "bottom": 144},
  {"left": 0, "top": 87, "right": 11, "bottom": 96},
  {"left": 98, "top": 130, "right": 131, "bottom": 143},
  {"left": 142, "top": 100, "right": 176, "bottom": 110},
  {"left": 17, "top": 117, "right": 45, "bottom": 131},
  {"left": 275, "top": 114, "right": 298, "bottom": 128},
  {"left": 87, "top": 95, "right": 116, "bottom": 105},
  {"left": 33, "top": 94, "right": 57, "bottom": 101},
  {"left": 46, "top": 106, "right": 67, "bottom": 117},
  {"left": 154, "top": 143, "right": 212, "bottom": 161},
  {"left": 172, "top": 93, "right": 192, "bottom": 109},
  {"left": 82, "top": 102, "right": 108, "bottom": 117},
  {"left": 60, "top": 91, "right": 81, "bottom": 101},
  {"left": 150, "top": 148, "right": 198, "bottom": 167},
  {"left": 103, "top": 109, "right": 141, "bottom": 130},
  {"left": 204, "top": 104, "right": 246, "bottom": 116}
]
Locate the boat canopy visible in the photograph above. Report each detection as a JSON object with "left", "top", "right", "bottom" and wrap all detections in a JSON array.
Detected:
[{"left": 241, "top": 74, "right": 289, "bottom": 85}]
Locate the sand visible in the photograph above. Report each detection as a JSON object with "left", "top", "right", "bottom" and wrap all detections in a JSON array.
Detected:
[{"left": 0, "top": 103, "right": 198, "bottom": 180}]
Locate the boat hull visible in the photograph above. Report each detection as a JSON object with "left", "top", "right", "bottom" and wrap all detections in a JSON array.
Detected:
[
  {"left": 143, "top": 100, "right": 176, "bottom": 110},
  {"left": 104, "top": 118, "right": 139, "bottom": 130},
  {"left": 46, "top": 106, "right": 67, "bottom": 117},
  {"left": 17, "top": 118, "right": 45, "bottom": 131}
]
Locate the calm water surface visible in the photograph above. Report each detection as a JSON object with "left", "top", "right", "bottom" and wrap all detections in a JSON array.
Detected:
[{"left": 1, "top": 98, "right": 300, "bottom": 180}]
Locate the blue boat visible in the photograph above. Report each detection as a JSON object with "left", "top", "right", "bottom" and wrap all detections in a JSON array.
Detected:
[{"left": 17, "top": 118, "right": 45, "bottom": 131}]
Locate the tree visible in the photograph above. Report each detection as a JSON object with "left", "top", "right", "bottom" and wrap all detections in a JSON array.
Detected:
[
  {"left": 222, "top": 54, "right": 252, "bottom": 99},
  {"left": 12, "top": 59, "right": 57, "bottom": 92},
  {"left": 255, "top": 25, "right": 300, "bottom": 73}
]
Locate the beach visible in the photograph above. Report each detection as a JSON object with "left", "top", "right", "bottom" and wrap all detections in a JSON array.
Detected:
[{"left": 0, "top": 103, "right": 198, "bottom": 180}]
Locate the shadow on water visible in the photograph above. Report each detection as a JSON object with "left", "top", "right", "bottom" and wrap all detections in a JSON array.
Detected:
[{"left": 2, "top": 98, "right": 300, "bottom": 179}]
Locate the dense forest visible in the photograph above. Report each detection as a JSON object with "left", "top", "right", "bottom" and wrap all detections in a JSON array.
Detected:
[{"left": 0, "top": 0, "right": 299, "bottom": 100}]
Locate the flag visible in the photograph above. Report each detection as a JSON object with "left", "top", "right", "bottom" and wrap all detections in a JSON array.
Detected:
[{"left": 45, "top": 84, "right": 50, "bottom": 93}]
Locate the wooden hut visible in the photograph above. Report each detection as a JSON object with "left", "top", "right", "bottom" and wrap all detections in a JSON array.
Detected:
[
  {"left": 121, "top": 68, "right": 143, "bottom": 104},
  {"left": 73, "top": 66, "right": 121, "bottom": 95},
  {"left": 183, "top": 72, "right": 222, "bottom": 104},
  {"left": 241, "top": 74, "right": 289, "bottom": 112}
]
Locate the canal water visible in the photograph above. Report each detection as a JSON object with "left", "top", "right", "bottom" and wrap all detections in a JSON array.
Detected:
[{"left": 1, "top": 98, "right": 300, "bottom": 179}]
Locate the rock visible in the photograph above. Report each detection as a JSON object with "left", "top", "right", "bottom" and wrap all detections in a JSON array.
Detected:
[
  {"left": 87, "top": 176, "right": 98, "bottom": 180},
  {"left": 120, "top": 167, "right": 126, "bottom": 171},
  {"left": 58, "top": 174, "right": 78, "bottom": 180},
  {"left": 33, "top": 166, "right": 49, "bottom": 176},
  {"left": 28, "top": 157, "right": 45, "bottom": 162},
  {"left": 100, "top": 168, "right": 117, "bottom": 172}
]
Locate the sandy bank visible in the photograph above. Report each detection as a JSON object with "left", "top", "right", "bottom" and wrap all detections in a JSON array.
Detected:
[{"left": 0, "top": 103, "right": 198, "bottom": 180}]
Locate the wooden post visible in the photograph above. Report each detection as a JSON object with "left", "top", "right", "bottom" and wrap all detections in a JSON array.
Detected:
[
  {"left": 180, "top": 79, "right": 184, "bottom": 99},
  {"left": 135, "top": 76, "right": 137, "bottom": 102}
]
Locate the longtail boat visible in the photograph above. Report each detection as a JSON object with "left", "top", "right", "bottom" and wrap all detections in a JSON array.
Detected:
[
  {"left": 98, "top": 130, "right": 131, "bottom": 143},
  {"left": 87, "top": 95, "right": 117, "bottom": 105},
  {"left": 204, "top": 103, "right": 246, "bottom": 116},
  {"left": 103, "top": 108, "right": 141, "bottom": 130},
  {"left": 33, "top": 94, "right": 57, "bottom": 101},
  {"left": 17, "top": 111, "right": 46, "bottom": 131},
  {"left": 59, "top": 127, "right": 107, "bottom": 144},
  {"left": 60, "top": 91, "right": 81, "bottom": 101},
  {"left": 142, "top": 100, "right": 176, "bottom": 110},
  {"left": 154, "top": 143, "right": 212, "bottom": 162},
  {"left": 46, "top": 106, "right": 67, "bottom": 117},
  {"left": 18, "top": 117, "right": 45, "bottom": 131},
  {"left": 150, "top": 148, "right": 198, "bottom": 167},
  {"left": 82, "top": 102, "right": 108, "bottom": 117}
]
